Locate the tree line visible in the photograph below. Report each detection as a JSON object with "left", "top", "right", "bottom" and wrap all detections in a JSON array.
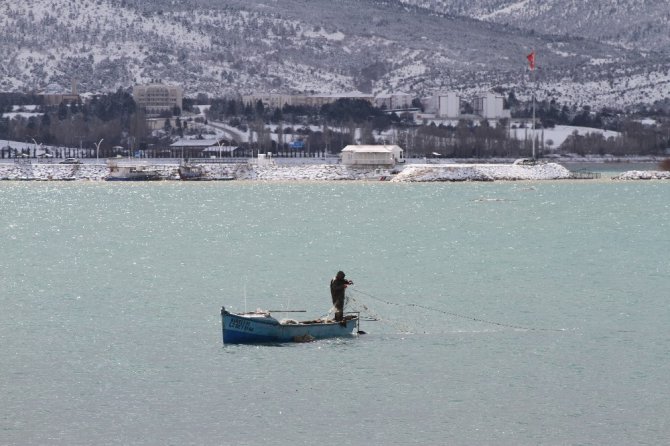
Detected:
[
  {"left": 0, "top": 90, "right": 145, "bottom": 158},
  {"left": 2, "top": 91, "right": 670, "bottom": 159}
]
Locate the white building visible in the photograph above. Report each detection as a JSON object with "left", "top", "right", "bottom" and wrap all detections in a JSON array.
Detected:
[
  {"left": 422, "top": 91, "right": 460, "bottom": 118},
  {"left": 341, "top": 144, "right": 403, "bottom": 167},
  {"left": 472, "top": 92, "right": 510, "bottom": 119},
  {"left": 437, "top": 91, "right": 460, "bottom": 118},
  {"left": 374, "top": 92, "right": 413, "bottom": 110},
  {"left": 387, "top": 144, "right": 405, "bottom": 163},
  {"left": 242, "top": 93, "right": 295, "bottom": 110},
  {"left": 133, "top": 80, "right": 183, "bottom": 116}
]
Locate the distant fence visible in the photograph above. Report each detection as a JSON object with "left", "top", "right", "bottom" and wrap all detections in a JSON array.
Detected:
[
  {"left": 569, "top": 169, "right": 601, "bottom": 179},
  {"left": 187, "top": 157, "right": 248, "bottom": 164}
]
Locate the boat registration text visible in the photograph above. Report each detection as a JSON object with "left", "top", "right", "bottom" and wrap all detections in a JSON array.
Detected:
[{"left": 229, "top": 318, "right": 253, "bottom": 332}]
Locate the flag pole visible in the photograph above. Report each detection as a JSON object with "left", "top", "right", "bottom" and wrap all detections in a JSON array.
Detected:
[
  {"left": 532, "top": 71, "right": 536, "bottom": 160},
  {"left": 531, "top": 49, "right": 536, "bottom": 160},
  {"left": 525, "top": 49, "right": 538, "bottom": 160}
]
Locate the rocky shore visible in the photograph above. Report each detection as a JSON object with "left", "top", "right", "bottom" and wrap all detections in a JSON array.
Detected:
[
  {"left": 390, "top": 163, "right": 572, "bottom": 182},
  {"left": 0, "top": 160, "right": 667, "bottom": 182},
  {"left": 612, "top": 170, "right": 670, "bottom": 180}
]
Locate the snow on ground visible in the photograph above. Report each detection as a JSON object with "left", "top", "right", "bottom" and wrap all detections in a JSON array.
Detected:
[
  {"left": 613, "top": 170, "right": 670, "bottom": 180},
  {"left": 373, "top": 123, "right": 620, "bottom": 152},
  {"left": 2, "top": 112, "right": 44, "bottom": 119},
  {"left": 478, "top": 0, "right": 530, "bottom": 20},
  {"left": 302, "top": 29, "right": 345, "bottom": 41},
  {"left": 208, "top": 121, "right": 249, "bottom": 143},
  {"left": 510, "top": 124, "right": 620, "bottom": 149},
  {"left": 390, "top": 163, "right": 572, "bottom": 182},
  {"left": 1, "top": 141, "right": 45, "bottom": 151}
]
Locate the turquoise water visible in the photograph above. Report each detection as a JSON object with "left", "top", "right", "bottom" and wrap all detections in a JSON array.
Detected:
[
  {"left": 1, "top": 181, "right": 669, "bottom": 445},
  {"left": 560, "top": 162, "right": 660, "bottom": 178}
]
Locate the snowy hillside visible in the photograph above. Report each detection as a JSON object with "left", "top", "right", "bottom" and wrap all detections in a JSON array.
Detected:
[
  {"left": 400, "top": 0, "right": 670, "bottom": 52},
  {"left": 1, "top": 0, "right": 669, "bottom": 109}
]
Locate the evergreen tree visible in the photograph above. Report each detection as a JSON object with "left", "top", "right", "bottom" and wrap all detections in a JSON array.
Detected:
[
  {"left": 254, "top": 100, "right": 265, "bottom": 118},
  {"left": 58, "top": 102, "right": 69, "bottom": 121}
]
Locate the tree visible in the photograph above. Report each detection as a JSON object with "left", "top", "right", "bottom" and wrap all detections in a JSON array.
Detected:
[
  {"left": 506, "top": 90, "right": 519, "bottom": 108},
  {"left": 271, "top": 107, "right": 283, "bottom": 123},
  {"left": 57, "top": 102, "right": 69, "bottom": 121},
  {"left": 254, "top": 100, "right": 265, "bottom": 118},
  {"left": 321, "top": 99, "right": 380, "bottom": 124},
  {"left": 226, "top": 99, "right": 238, "bottom": 117},
  {"left": 371, "top": 115, "right": 391, "bottom": 133}
]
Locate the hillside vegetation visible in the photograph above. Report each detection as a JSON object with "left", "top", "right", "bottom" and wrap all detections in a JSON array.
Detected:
[{"left": 1, "top": 0, "right": 669, "bottom": 109}]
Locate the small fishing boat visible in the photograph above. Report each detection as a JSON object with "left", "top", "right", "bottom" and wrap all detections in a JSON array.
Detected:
[
  {"left": 221, "top": 307, "right": 360, "bottom": 344},
  {"left": 106, "top": 161, "right": 162, "bottom": 181},
  {"left": 178, "top": 163, "right": 206, "bottom": 180}
]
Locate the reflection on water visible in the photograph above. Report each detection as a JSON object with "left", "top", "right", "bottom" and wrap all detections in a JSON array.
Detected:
[{"left": 1, "top": 181, "right": 669, "bottom": 445}]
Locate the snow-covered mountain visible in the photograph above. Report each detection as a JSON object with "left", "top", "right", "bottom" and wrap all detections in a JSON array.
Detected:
[
  {"left": 400, "top": 0, "right": 670, "bottom": 52},
  {"left": 1, "top": 0, "right": 669, "bottom": 109}
]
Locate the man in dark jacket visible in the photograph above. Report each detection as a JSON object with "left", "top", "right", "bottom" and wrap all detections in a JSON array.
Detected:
[{"left": 330, "top": 271, "right": 352, "bottom": 321}]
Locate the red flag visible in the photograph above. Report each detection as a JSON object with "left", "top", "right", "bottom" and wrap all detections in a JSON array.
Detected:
[{"left": 527, "top": 51, "right": 535, "bottom": 70}]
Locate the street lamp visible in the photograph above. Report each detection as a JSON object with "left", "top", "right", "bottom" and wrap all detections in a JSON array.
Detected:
[
  {"left": 94, "top": 139, "right": 104, "bottom": 161},
  {"left": 216, "top": 139, "right": 222, "bottom": 159}
]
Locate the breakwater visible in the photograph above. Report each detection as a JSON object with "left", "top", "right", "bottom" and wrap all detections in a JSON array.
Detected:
[{"left": 1, "top": 160, "right": 665, "bottom": 181}]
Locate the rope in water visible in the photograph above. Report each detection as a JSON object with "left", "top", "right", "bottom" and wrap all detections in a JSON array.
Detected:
[
  {"left": 345, "top": 294, "right": 415, "bottom": 333},
  {"left": 348, "top": 288, "right": 566, "bottom": 333}
]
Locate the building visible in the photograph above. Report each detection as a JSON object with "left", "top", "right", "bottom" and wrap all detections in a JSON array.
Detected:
[
  {"left": 340, "top": 144, "right": 403, "bottom": 167},
  {"left": 472, "top": 92, "right": 510, "bottom": 119},
  {"left": 303, "top": 92, "right": 373, "bottom": 107},
  {"left": 243, "top": 92, "right": 374, "bottom": 109},
  {"left": 133, "top": 80, "right": 183, "bottom": 116},
  {"left": 385, "top": 144, "right": 405, "bottom": 163},
  {"left": 241, "top": 93, "right": 296, "bottom": 110},
  {"left": 39, "top": 80, "right": 81, "bottom": 106},
  {"left": 422, "top": 91, "right": 460, "bottom": 118},
  {"left": 170, "top": 138, "right": 237, "bottom": 158},
  {"left": 374, "top": 92, "right": 414, "bottom": 111},
  {"left": 437, "top": 92, "right": 461, "bottom": 118}
]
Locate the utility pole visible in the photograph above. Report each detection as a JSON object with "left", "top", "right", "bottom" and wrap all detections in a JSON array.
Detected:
[
  {"left": 31, "top": 138, "right": 39, "bottom": 158},
  {"left": 95, "top": 139, "right": 104, "bottom": 161},
  {"left": 527, "top": 49, "right": 537, "bottom": 160}
]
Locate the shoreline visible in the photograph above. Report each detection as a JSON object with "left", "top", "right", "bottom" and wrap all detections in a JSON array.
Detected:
[{"left": 0, "top": 159, "right": 667, "bottom": 182}]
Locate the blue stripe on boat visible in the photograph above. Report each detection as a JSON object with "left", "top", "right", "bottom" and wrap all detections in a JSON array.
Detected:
[{"left": 221, "top": 307, "right": 359, "bottom": 345}]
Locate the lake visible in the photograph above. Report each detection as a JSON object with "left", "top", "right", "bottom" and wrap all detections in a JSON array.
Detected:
[{"left": 1, "top": 180, "right": 668, "bottom": 445}]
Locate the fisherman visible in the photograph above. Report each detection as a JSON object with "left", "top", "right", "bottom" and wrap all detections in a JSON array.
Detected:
[{"left": 330, "top": 271, "right": 352, "bottom": 322}]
